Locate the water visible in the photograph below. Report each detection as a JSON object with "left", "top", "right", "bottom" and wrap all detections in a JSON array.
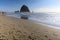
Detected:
[{"left": 6, "top": 12, "right": 60, "bottom": 27}]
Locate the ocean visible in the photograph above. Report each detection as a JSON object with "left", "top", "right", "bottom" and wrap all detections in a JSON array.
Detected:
[{"left": 6, "top": 12, "right": 60, "bottom": 27}]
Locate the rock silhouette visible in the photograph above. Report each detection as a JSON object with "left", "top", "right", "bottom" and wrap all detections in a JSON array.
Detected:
[
  {"left": 20, "top": 5, "right": 30, "bottom": 12},
  {"left": 15, "top": 10, "right": 19, "bottom": 13}
]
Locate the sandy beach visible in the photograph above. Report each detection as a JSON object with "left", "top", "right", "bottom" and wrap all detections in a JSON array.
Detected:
[{"left": 0, "top": 14, "right": 60, "bottom": 40}]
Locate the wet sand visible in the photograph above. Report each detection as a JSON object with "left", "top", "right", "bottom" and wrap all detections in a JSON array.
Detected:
[{"left": 0, "top": 14, "right": 60, "bottom": 40}]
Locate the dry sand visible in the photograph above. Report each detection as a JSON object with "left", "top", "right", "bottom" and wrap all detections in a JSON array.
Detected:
[{"left": 0, "top": 14, "right": 60, "bottom": 40}]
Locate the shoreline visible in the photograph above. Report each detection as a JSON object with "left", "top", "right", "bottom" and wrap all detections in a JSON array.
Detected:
[
  {"left": 5, "top": 13, "right": 60, "bottom": 29},
  {"left": 5, "top": 13, "right": 60, "bottom": 28}
]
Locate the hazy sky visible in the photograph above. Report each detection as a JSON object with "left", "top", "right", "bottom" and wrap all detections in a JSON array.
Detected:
[{"left": 0, "top": 0, "right": 60, "bottom": 12}]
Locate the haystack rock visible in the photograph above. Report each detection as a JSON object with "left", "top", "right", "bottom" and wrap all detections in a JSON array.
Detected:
[
  {"left": 20, "top": 5, "right": 30, "bottom": 12},
  {"left": 20, "top": 5, "right": 30, "bottom": 19}
]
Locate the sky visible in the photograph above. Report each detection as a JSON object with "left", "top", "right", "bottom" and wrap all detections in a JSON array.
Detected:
[{"left": 0, "top": 0, "right": 60, "bottom": 12}]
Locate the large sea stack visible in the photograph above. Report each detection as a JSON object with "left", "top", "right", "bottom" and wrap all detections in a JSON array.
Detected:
[
  {"left": 20, "top": 5, "right": 30, "bottom": 12},
  {"left": 20, "top": 5, "right": 30, "bottom": 19}
]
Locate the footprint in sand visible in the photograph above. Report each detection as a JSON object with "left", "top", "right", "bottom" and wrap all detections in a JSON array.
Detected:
[
  {"left": 44, "top": 34, "right": 52, "bottom": 40},
  {"left": 28, "top": 36, "right": 32, "bottom": 39},
  {"left": 48, "top": 39, "right": 52, "bottom": 40},
  {"left": 0, "top": 38, "right": 7, "bottom": 40},
  {"left": 44, "top": 34, "right": 48, "bottom": 38},
  {"left": 41, "top": 38, "right": 43, "bottom": 40},
  {"left": 28, "top": 35, "right": 35, "bottom": 40}
]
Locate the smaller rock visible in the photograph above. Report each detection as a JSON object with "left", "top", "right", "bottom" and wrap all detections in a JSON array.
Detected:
[{"left": 21, "top": 15, "right": 28, "bottom": 19}]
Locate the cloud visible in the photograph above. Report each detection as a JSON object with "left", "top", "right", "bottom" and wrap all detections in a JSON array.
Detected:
[{"left": 33, "top": 8, "right": 60, "bottom": 13}]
